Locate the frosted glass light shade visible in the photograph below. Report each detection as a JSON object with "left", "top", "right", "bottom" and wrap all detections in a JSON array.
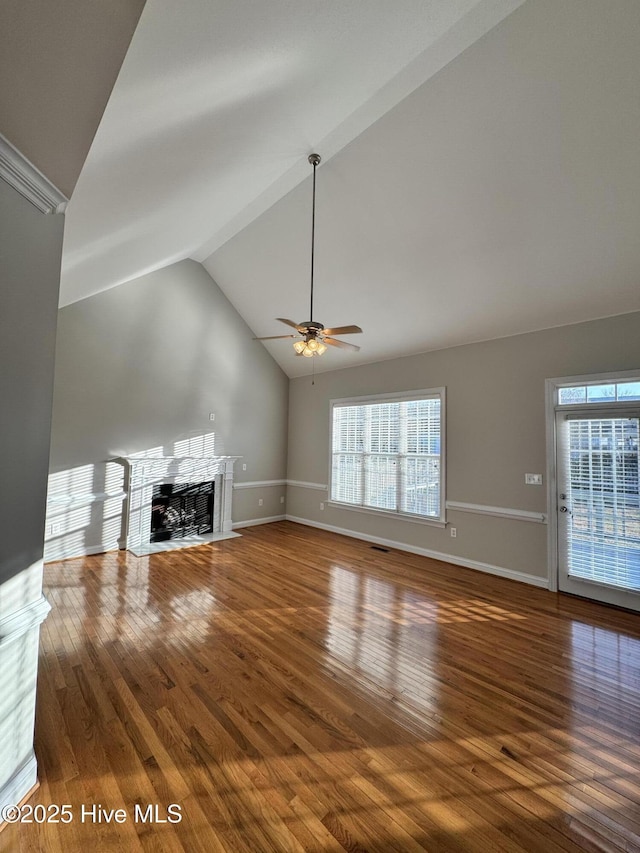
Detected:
[{"left": 293, "top": 337, "right": 326, "bottom": 357}]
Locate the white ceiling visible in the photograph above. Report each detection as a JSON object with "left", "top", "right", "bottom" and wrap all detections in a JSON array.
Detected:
[{"left": 61, "top": 0, "right": 640, "bottom": 379}]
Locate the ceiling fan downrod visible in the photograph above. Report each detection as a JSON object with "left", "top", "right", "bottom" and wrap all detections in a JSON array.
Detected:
[{"left": 308, "top": 153, "right": 321, "bottom": 323}]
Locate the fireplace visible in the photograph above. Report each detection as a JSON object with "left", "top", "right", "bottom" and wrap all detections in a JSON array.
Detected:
[
  {"left": 150, "top": 481, "right": 215, "bottom": 542},
  {"left": 118, "top": 455, "right": 240, "bottom": 556}
]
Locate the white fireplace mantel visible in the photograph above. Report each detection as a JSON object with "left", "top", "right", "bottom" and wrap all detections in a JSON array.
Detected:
[{"left": 118, "top": 455, "right": 241, "bottom": 556}]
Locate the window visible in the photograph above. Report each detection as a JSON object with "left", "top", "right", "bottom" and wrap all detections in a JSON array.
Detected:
[
  {"left": 558, "top": 380, "right": 640, "bottom": 405},
  {"left": 330, "top": 389, "right": 445, "bottom": 523}
]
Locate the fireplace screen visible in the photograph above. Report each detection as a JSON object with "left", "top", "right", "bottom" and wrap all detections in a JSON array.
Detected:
[{"left": 150, "top": 481, "right": 215, "bottom": 542}]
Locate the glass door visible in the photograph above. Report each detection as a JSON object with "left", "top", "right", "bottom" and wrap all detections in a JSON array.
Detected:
[{"left": 556, "top": 411, "right": 640, "bottom": 610}]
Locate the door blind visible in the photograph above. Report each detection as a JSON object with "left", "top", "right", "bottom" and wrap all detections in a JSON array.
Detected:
[{"left": 564, "top": 417, "right": 640, "bottom": 590}]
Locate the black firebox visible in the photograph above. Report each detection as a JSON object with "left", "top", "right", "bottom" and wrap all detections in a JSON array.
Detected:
[{"left": 150, "top": 481, "right": 215, "bottom": 542}]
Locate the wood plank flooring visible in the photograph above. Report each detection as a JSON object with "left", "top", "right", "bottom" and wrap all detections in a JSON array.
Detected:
[{"left": 3, "top": 520, "right": 640, "bottom": 852}]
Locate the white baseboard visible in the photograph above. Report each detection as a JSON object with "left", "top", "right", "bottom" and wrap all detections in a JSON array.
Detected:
[
  {"left": 233, "top": 515, "right": 286, "bottom": 529},
  {"left": 44, "top": 521, "right": 285, "bottom": 559},
  {"left": 44, "top": 539, "right": 120, "bottom": 563},
  {"left": 86, "top": 543, "right": 119, "bottom": 556},
  {"left": 0, "top": 752, "right": 38, "bottom": 812},
  {"left": 285, "top": 515, "right": 549, "bottom": 588}
]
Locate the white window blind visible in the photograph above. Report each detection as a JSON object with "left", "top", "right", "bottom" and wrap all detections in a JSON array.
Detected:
[
  {"left": 331, "top": 390, "right": 444, "bottom": 522},
  {"left": 563, "top": 416, "right": 640, "bottom": 590}
]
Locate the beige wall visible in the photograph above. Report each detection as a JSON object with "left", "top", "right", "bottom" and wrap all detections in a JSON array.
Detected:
[
  {"left": 287, "top": 311, "right": 640, "bottom": 583},
  {"left": 0, "top": 0, "right": 145, "bottom": 196},
  {"left": 47, "top": 259, "right": 289, "bottom": 559}
]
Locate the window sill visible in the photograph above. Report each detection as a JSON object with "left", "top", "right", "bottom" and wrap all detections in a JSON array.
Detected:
[{"left": 327, "top": 501, "right": 446, "bottom": 527}]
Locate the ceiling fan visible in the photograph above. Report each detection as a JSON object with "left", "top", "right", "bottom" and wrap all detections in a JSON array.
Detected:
[{"left": 254, "top": 153, "right": 363, "bottom": 358}]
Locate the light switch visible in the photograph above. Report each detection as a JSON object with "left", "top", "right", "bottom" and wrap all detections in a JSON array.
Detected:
[{"left": 525, "top": 473, "right": 543, "bottom": 485}]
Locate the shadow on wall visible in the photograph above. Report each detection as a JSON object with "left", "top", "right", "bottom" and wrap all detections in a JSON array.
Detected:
[{"left": 44, "top": 432, "right": 218, "bottom": 562}]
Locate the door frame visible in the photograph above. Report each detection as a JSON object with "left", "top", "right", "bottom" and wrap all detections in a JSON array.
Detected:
[{"left": 545, "top": 368, "right": 640, "bottom": 596}]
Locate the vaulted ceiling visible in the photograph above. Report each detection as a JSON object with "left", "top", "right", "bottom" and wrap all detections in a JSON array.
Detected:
[{"left": 60, "top": 0, "right": 640, "bottom": 378}]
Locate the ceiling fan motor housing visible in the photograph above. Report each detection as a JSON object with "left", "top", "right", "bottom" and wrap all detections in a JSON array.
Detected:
[{"left": 300, "top": 321, "right": 324, "bottom": 337}]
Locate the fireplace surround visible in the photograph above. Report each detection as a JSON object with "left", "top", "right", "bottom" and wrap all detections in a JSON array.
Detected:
[{"left": 118, "top": 455, "right": 240, "bottom": 556}]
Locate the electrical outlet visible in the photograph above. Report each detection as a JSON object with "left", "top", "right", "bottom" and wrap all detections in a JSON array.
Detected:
[
  {"left": 258, "top": 498, "right": 263, "bottom": 506},
  {"left": 242, "top": 463, "right": 247, "bottom": 471},
  {"left": 209, "top": 412, "right": 215, "bottom": 421},
  {"left": 280, "top": 496, "right": 285, "bottom": 504},
  {"left": 450, "top": 527, "right": 457, "bottom": 538},
  {"left": 525, "top": 473, "right": 543, "bottom": 485},
  {"left": 320, "top": 502, "right": 325, "bottom": 511}
]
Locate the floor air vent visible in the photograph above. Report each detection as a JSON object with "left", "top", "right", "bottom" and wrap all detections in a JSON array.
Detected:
[{"left": 371, "top": 545, "right": 390, "bottom": 553}]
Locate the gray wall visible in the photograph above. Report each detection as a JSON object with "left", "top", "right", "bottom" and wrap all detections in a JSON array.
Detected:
[
  {"left": 0, "top": 178, "right": 63, "bottom": 580},
  {"left": 287, "top": 311, "right": 640, "bottom": 582},
  {"left": 0, "top": 177, "right": 63, "bottom": 812},
  {"left": 47, "top": 259, "right": 289, "bottom": 559}
]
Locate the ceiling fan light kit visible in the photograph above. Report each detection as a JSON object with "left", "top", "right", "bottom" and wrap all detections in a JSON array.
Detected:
[
  {"left": 253, "top": 153, "right": 362, "bottom": 359},
  {"left": 294, "top": 337, "right": 327, "bottom": 357}
]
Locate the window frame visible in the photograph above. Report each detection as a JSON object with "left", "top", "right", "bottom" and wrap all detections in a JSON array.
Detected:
[{"left": 328, "top": 387, "right": 446, "bottom": 527}]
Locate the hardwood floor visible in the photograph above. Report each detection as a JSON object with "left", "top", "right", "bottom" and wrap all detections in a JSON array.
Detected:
[{"left": 3, "top": 520, "right": 640, "bottom": 851}]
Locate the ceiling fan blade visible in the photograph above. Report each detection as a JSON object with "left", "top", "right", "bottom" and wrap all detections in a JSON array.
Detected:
[
  {"left": 276, "top": 317, "right": 305, "bottom": 331},
  {"left": 323, "top": 336, "right": 360, "bottom": 352},
  {"left": 321, "top": 324, "right": 363, "bottom": 336},
  {"left": 253, "top": 334, "right": 297, "bottom": 340}
]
